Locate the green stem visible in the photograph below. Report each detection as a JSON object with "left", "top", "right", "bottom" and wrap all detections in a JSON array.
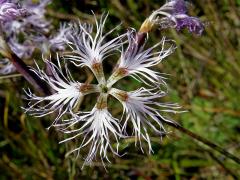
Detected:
[{"left": 164, "top": 121, "right": 240, "bottom": 165}]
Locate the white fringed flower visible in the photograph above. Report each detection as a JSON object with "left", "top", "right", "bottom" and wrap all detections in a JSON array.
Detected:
[
  {"left": 107, "top": 29, "right": 175, "bottom": 87},
  {"left": 109, "top": 87, "right": 181, "bottom": 152},
  {"left": 64, "top": 13, "right": 126, "bottom": 83},
  {"left": 24, "top": 55, "right": 100, "bottom": 127},
  {"left": 58, "top": 94, "right": 122, "bottom": 167},
  {"left": 25, "top": 13, "right": 182, "bottom": 167},
  {"left": 65, "top": 14, "right": 124, "bottom": 67}
]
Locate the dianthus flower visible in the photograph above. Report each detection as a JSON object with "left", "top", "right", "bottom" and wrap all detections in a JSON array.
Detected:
[
  {"left": 140, "top": 0, "right": 205, "bottom": 35},
  {"left": 24, "top": 14, "right": 181, "bottom": 166}
]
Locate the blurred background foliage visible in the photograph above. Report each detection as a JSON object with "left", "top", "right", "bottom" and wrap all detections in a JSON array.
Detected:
[{"left": 0, "top": 0, "right": 240, "bottom": 179}]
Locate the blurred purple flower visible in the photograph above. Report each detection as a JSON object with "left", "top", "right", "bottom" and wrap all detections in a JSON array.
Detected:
[
  {"left": 141, "top": 0, "right": 205, "bottom": 35},
  {"left": 5, "top": 0, "right": 51, "bottom": 34},
  {"left": 32, "top": 23, "right": 70, "bottom": 54},
  {"left": 175, "top": 16, "right": 204, "bottom": 35},
  {"left": 0, "top": 0, "right": 54, "bottom": 74},
  {"left": 0, "top": 0, "right": 28, "bottom": 22},
  {"left": 173, "top": 0, "right": 187, "bottom": 14},
  {"left": 21, "top": 0, "right": 51, "bottom": 34},
  {"left": 8, "top": 37, "right": 35, "bottom": 59},
  {"left": 49, "top": 24, "right": 71, "bottom": 51},
  {"left": 0, "top": 58, "right": 16, "bottom": 74},
  {"left": 171, "top": 0, "right": 204, "bottom": 35}
]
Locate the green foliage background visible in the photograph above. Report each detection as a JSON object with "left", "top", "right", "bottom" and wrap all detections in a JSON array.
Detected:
[{"left": 0, "top": 0, "right": 240, "bottom": 179}]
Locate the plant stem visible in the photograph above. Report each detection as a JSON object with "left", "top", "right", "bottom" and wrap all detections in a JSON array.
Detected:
[
  {"left": 206, "top": 150, "right": 238, "bottom": 179},
  {"left": 164, "top": 121, "right": 240, "bottom": 165},
  {"left": 9, "top": 53, "right": 51, "bottom": 95}
]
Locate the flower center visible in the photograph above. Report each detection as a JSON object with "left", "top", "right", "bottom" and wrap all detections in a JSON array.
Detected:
[{"left": 99, "top": 84, "right": 109, "bottom": 93}]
